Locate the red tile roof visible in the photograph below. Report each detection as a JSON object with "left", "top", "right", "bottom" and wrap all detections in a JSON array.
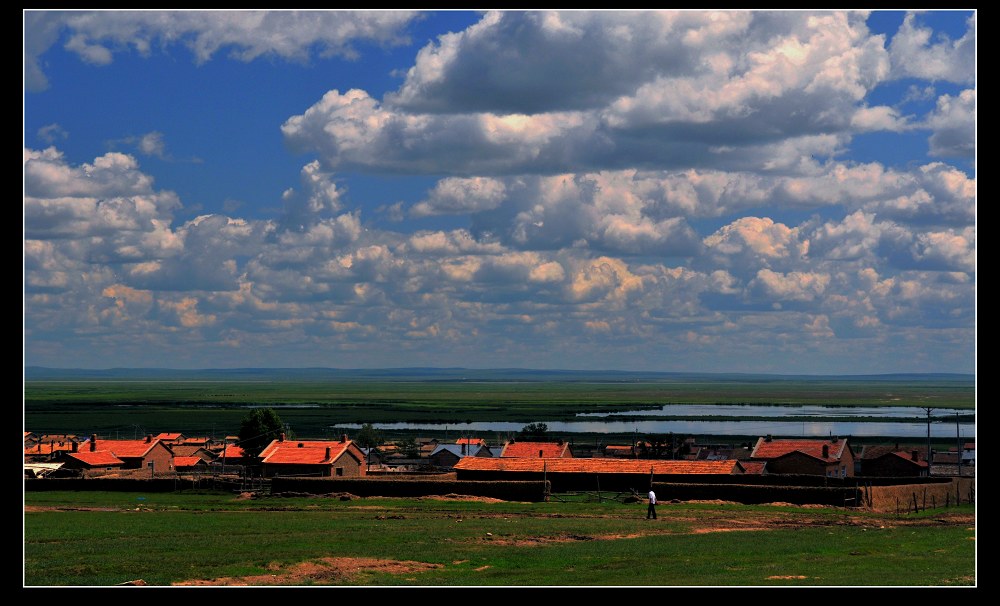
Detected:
[
  {"left": 604, "top": 445, "right": 633, "bottom": 453},
  {"left": 219, "top": 445, "right": 246, "bottom": 458},
  {"left": 739, "top": 461, "right": 767, "bottom": 474},
  {"left": 500, "top": 441, "right": 572, "bottom": 458},
  {"left": 456, "top": 438, "right": 486, "bottom": 446},
  {"left": 173, "top": 456, "right": 205, "bottom": 468},
  {"left": 259, "top": 439, "right": 359, "bottom": 465},
  {"left": 66, "top": 451, "right": 124, "bottom": 467},
  {"left": 751, "top": 438, "right": 849, "bottom": 463},
  {"left": 886, "top": 451, "right": 929, "bottom": 467},
  {"left": 92, "top": 439, "right": 161, "bottom": 458},
  {"left": 454, "top": 458, "right": 739, "bottom": 474},
  {"left": 154, "top": 433, "right": 183, "bottom": 441},
  {"left": 24, "top": 441, "right": 79, "bottom": 455}
]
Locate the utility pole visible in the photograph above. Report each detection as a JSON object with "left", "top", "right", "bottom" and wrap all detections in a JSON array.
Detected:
[
  {"left": 956, "top": 411, "right": 962, "bottom": 477},
  {"left": 924, "top": 407, "right": 933, "bottom": 476}
]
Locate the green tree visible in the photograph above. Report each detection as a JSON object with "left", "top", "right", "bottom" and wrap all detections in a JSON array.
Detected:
[
  {"left": 395, "top": 436, "right": 421, "bottom": 459},
  {"left": 238, "top": 408, "right": 287, "bottom": 460},
  {"left": 518, "top": 422, "right": 549, "bottom": 441}
]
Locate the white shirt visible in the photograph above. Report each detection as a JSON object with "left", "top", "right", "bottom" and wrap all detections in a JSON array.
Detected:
[{"left": 648, "top": 490, "right": 656, "bottom": 504}]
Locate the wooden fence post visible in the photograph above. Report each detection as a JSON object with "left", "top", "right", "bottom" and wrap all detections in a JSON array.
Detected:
[{"left": 912, "top": 492, "right": 919, "bottom": 514}]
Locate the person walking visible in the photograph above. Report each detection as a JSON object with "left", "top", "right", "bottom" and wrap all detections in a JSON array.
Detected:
[{"left": 647, "top": 488, "right": 657, "bottom": 519}]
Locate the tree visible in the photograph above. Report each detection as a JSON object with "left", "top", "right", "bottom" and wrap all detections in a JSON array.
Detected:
[
  {"left": 395, "top": 436, "right": 421, "bottom": 459},
  {"left": 518, "top": 422, "right": 549, "bottom": 442},
  {"left": 238, "top": 408, "right": 287, "bottom": 460},
  {"left": 355, "top": 423, "right": 384, "bottom": 471}
]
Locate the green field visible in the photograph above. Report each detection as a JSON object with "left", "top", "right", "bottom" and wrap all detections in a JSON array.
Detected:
[
  {"left": 23, "top": 374, "right": 975, "bottom": 439},
  {"left": 23, "top": 490, "right": 975, "bottom": 587}
]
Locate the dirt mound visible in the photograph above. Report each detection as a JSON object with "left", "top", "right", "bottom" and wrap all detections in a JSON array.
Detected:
[
  {"left": 173, "top": 556, "right": 443, "bottom": 586},
  {"left": 417, "top": 494, "right": 506, "bottom": 503}
]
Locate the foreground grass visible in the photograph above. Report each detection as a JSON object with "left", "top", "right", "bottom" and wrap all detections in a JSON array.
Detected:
[{"left": 24, "top": 491, "right": 975, "bottom": 587}]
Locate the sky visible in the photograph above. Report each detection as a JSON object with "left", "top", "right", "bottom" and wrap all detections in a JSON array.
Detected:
[{"left": 23, "top": 10, "right": 976, "bottom": 373}]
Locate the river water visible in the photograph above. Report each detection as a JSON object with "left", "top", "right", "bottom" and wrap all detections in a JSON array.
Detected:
[{"left": 335, "top": 404, "right": 974, "bottom": 438}]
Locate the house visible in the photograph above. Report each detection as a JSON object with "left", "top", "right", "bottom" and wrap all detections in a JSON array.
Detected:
[
  {"left": 962, "top": 442, "right": 975, "bottom": 466},
  {"left": 749, "top": 435, "right": 854, "bottom": 477},
  {"left": 603, "top": 444, "right": 635, "bottom": 458},
  {"left": 173, "top": 456, "right": 209, "bottom": 471},
  {"left": 428, "top": 442, "right": 494, "bottom": 469},
  {"left": 24, "top": 436, "right": 81, "bottom": 461},
  {"left": 857, "top": 445, "right": 929, "bottom": 477},
  {"left": 213, "top": 443, "right": 248, "bottom": 466},
  {"left": 153, "top": 432, "right": 184, "bottom": 444},
  {"left": 736, "top": 461, "right": 767, "bottom": 474},
  {"left": 82, "top": 434, "right": 175, "bottom": 471},
  {"left": 500, "top": 439, "right": 573, "bottom": 458},
  {"left": 258, "top": 434, "right": 367, "bottom": 478},
  {"left": 167, "top": 444, "right": 215, "bottom": 462},
  {"left": 57, "top": 449, "right": 126, "bottom": 472}
]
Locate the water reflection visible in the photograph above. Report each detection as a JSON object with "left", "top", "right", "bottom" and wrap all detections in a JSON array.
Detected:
[
  {"left": 337, "top": 418, "right": 974, "bottom": 438},
  {"left": 575, "top": 404, "right": 953, "bottom": 419}
]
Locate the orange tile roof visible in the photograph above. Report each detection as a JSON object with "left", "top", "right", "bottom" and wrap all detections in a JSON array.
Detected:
[
  {"left": 154, "top": 433, "right": 183, "bottom": 441},
  {"left": 887, "top": 451, "right": 929, "bottom": 467},
  {"left": 25, "top": 441, "right": 79, "bottom": 455},
  {"left": 259, "top": 439, "right": 357, "bottom": 465},
  {"left": 456, "top": 438, "right": 485, "bottom": 446},
  {"left": 219, "top": 445, "right": 246, "bottom": 458},
  {"left": 454, "top": 458, "right": 739, "bottom": 474},
  {"left": 500, "top": 441, "right": 571, "bottom": 458},
  {"left": 751, "top": 438, "right": 848, "bottom": 463},
  {"left": 173, "top": 456, "right": 205, "bottom": 468},
  {"left": 739, "top": 461, "right": 767, "bottom": 474},
  {"left": 66, "top": 451, "right": 124, "bottom": 466},
  {"left": 93, "top": 439, "right": 161, "bottom": 458}
]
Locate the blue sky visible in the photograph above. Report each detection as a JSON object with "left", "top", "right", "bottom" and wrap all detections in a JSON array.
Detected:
[{"left": 24, "top": 10, "right": 976, "bottom": 373}]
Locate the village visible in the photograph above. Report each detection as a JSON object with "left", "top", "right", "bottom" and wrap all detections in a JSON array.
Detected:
[{"left": 24, "top": 429, "right": 975, "bottom": 486}]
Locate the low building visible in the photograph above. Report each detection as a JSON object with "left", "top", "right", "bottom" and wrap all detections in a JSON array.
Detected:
[
  {"left": 258, "top": 434, "right": 367, "bottom": 478},
  {"left": 500, "top": 439, "right": 573, "bottom": 458},
  {"left": 57, "top": 450, "right": 126, "bottom": 472},
  {"left": 81, "top": 435, "right": 175, "bottom": 471},
  {"left": 173, "top": 456, "right": 209, "bottom": 471},
  {"left": 858, "top": 445, "right": 929, "bottom": 477},
  {"left": 750, "top": 436, "right": 854, "bottom": 478},
  {"left": 428, "top": 442, "right": 494, "bottom": 469}
]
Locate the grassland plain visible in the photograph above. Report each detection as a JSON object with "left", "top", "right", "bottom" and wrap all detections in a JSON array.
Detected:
[
  {"left": 23, "top": 490, "right": 975, "bottom": 587},
  {"left": 23, "top": 375, "right": 975, "bottom": 439}
]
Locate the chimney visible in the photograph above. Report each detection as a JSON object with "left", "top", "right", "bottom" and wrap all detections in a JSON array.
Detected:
[
  {"left": 90, "top": 435, "right": 97, "bottom": 452},
  {"left": 325, "top": 447, "right": 331, "bottom": 460},
  {"left": 911, "top": 450, "right": 919, "bottom": 462},
  {"left": 72, "top": 441, "right": 78, "bottom": 453},
  {"left": 831, "top": 435, "right": 838, "bottom": 443},
  {"left": 297, "top": 442, "right": 304, "bottom": 448},
  {"left": 539, "top": 449, "right": 544, "bottom": 458},
  {"left": 146, "top": 434, "right": 152, "bottom": 443},
  {"left": 895, "top": 442, "right": 900, "bottom": 451},
  {"left": 765, "top": 434, "right": 772, "bottom": 442},
  {"left": 557, "top": 438, "right": 563, "bottom": 445},
  {"left": 461, "top": 443, "right": 467, "bottom": 455},
  {"left": 340, "top": 434, "right": 347, "bottom": 443},
  {"left": 822, "top": 444, "right": 829, "bottom": 458},
  {"left": 279, "top": 433, "right": 285, "bottom": 442}
]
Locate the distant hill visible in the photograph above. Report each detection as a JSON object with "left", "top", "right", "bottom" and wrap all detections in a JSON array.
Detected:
[{"left": 23, "top": 366, "right": 975, "bottom": 384}]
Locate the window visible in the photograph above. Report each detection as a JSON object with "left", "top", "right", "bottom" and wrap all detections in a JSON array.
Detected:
[{"left": 336, "top": 467, "right": 344, "bottom": 476}]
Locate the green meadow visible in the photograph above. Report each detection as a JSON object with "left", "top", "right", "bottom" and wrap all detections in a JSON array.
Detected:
[
  {"left": 24, "top": 374, "right": 975, "bottom": 439},
  {"left": 23, "top": 490, "right": 975, "bottom": 587}
]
